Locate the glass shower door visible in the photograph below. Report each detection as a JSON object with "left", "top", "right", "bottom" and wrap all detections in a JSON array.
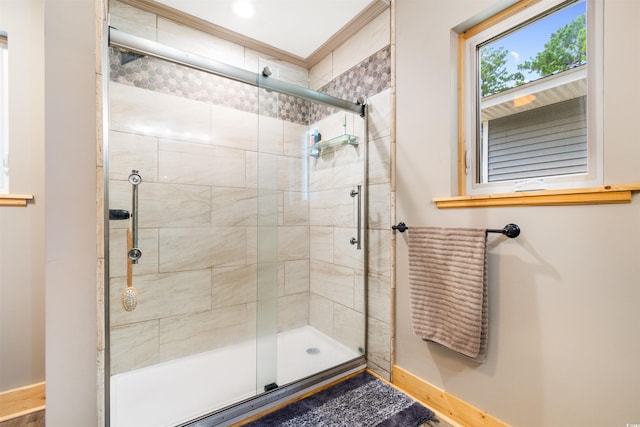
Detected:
[
  {"left": 255, "top": 85, "right": 279, "bottom": 393},
  {"left": 254, "top": 69, "right": 367, "bottom": 391},
  {"left": 304, "top": 103, "right": 368, "bottom": 375},
  {"left": 106, "top": 43, "right": 367, "bottom": 427},
  {"left": 107, "top": 48, "right": 266, "bottom": 426}
]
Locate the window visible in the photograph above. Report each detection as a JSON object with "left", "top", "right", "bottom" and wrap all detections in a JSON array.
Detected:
[
  {"left": 459, "top": 0, "right": 602, "bottom": 195},
  {"left": 0, "top": 33, "right": 7, "bottom": 194}
]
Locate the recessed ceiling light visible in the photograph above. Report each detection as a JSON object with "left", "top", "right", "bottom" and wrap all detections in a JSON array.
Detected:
[{"left": 233, "top": 0, "right": 254, "bottom": 18}]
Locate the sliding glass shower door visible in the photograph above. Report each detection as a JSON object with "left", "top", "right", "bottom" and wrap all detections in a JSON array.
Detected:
[
  {"left": 106, "top": 41, "right": 366, "bottom": 427},
  {"left": 254, "top": 73, "right": 368, "bottom": 393}
]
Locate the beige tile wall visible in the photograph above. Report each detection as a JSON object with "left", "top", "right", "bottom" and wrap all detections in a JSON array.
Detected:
[
  {"left": 108, "top": 82, "right": 311, "bottom": 375},
  {"left": 307, "top": 115, "right": 365, "bottom": 360},
  {"left": 307, "top": 7, "right": 393, "bottom": 378},
  {"left": 307, "top": 91, "right": 393, "bottom": 378},
  {"left": 107, "top": 4, "right": 313, "bottom": 375},
  {"left": 309, "top": 8, "right": 391, "bottom": 89}
]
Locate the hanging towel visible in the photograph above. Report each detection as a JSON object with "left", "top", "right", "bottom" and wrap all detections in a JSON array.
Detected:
[{"left": 408, "top": 226, "right": 488, "bottom": 362}]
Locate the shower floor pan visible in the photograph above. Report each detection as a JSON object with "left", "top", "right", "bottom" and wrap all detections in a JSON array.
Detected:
[{"left": 110, "top": 325, "right": 360, "bottom": 427}]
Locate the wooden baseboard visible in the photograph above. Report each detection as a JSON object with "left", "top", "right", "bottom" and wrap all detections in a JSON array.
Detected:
[
  {"left": 0, "top": 382, "right": 46, "bottom": 422},
  {"left": 392, "top": 365, "right": 509, "bottom": 427}
]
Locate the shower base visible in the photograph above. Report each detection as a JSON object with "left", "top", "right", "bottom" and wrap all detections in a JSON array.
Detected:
[{"left": 110, "top": 326, "right": 360, "bottom": 427}]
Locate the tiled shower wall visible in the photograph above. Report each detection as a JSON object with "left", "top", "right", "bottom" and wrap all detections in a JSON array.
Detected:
[
  {"left": 108, "top": 78, "right": 315, "bottom": 374},
  {"left": 107, "top": 1, "right": 392, "bottom": 379},
  {"left": 308, "top": 9, "right": 393, "bottom": 379}
]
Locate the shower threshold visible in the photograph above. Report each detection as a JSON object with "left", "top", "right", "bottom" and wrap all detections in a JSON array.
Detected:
[{"left": 110, "top": 326, "right": 363, "bottom": 427}]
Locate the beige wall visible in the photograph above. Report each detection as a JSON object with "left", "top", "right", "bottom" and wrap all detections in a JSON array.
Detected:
[
  {"left": 0, "top": 1, "right": 101, "bottom": 424},
  {"left": 395, "top": 0, "right": 640, "bottom": 426},
  {"left": 0, "top": 0, "right": 45, "bottom": 393},
  {"left": 44, "top": 0, "right": 99, "bottom": 425}
]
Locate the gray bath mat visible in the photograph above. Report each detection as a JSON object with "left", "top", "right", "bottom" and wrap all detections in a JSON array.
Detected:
[{"left": 243, "top": 372, "right": 440, "bottom": 426}]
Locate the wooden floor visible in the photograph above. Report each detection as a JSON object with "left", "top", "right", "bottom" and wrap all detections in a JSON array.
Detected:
[
  {"left": 0, "top": 382, "right": 45, "bottom": 426},
  {"left": 0, "top": 372, "right": 469, "bottom": 427},
  {"left": 0, "top": 410, "right": 45, "bottom": 427}
]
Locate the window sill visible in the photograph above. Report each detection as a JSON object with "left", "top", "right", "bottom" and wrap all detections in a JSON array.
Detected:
[
  {"left": 433, "top": 185, "right": 640, "bottom": 209},
  {"left": 0, "top": 194, "right": 34, "bottom": 207}
]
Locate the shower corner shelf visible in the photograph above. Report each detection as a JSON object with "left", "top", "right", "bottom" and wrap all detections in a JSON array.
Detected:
[{"left": 309, "top": 134, "right": 359, "bottom": 158}]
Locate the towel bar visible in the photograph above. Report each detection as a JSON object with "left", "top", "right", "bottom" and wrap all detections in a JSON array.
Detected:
[{"left": 391, "top": 222, "right": 520, "bottom": 238}]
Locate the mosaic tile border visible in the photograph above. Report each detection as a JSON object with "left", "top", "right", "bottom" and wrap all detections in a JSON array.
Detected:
[
  {"left": 109, "top": 45, "right": 390, "bottom": 125},
  {"left": 311, "top": 46, "right": 391, "bottom": 123}
]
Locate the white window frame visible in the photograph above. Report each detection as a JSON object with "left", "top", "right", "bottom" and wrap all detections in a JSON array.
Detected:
[{"left": 461, "top": 0, "right": 603, "bottom": 196}]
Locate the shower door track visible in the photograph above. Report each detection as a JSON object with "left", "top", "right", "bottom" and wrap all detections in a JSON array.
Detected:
[
  {"left": 108, "top": 28, "right": 366, "bottom": 116},
  {"left": 181, "top": 358, "right": 366, "bottom": 427}
]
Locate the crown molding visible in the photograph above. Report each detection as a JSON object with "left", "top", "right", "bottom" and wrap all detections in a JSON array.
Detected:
[
  {"left": 113, "top": 0, "right": 389, "bottom": 69},
  {"left": 306, "top": 0, "right": 389, "bottom": 68}
]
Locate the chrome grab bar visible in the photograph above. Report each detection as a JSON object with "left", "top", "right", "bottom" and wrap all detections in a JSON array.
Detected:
[
  {"left": 350, "top": 185, "right": 362, "bottom": 250},
  {"left": 128, "top": 170, "right": 142, "bottom": 264}
]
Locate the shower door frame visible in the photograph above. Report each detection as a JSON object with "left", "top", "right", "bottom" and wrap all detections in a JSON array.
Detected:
[{"left": 103, "top": 27, "right": 370, "bottom": 427}]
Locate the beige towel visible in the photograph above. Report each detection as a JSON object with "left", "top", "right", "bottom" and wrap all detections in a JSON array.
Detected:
[{"left": 408, "top": 226, "right": 488, "bottom": 362}]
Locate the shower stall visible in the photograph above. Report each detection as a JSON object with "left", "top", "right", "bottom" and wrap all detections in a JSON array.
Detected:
[{"left": 105, "top": 28, "right": 370, "bottom": 426}]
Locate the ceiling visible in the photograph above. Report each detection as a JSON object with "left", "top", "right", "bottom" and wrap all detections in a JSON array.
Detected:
[{"left": 153, "top": 0, "right": 379, "bottom": 59}]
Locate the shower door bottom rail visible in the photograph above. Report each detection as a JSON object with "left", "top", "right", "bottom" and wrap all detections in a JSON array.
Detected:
[{"left": 180, "top": 357, "right": 366, "bottom": 427}]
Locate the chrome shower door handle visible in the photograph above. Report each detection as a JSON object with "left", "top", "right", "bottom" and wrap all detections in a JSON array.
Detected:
[
  {"left": 350, "top": 185, "right": 362, "bottom": 250},
  {"left": 128, "top": 170, "right": 142, "bottom": 264}
]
